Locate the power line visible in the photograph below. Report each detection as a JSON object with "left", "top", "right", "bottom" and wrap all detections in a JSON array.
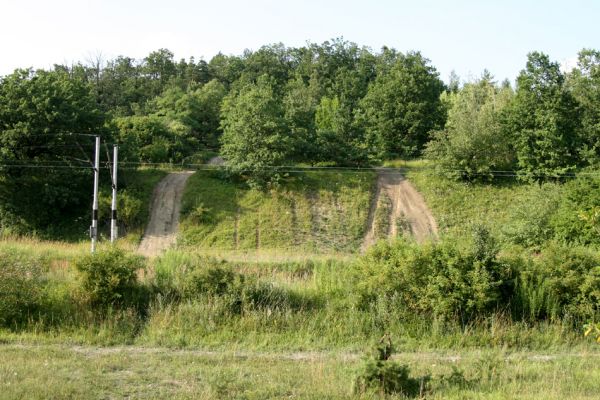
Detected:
[{"left": 2, "top": 157, "right": 600, "bottom": 179}]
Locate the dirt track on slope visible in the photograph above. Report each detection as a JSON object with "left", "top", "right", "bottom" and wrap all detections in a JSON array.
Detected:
[
  {"left": 362, "top": 170, "right": 438, "bottom": 251},
  {"left": 138, "top": 171, "right": 194, "bottom": 257}
]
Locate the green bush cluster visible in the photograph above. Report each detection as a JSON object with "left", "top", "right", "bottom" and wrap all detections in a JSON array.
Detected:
[
  {"left": 355, "top": 228, "right": 513, "bottom": 321},
  {"left": 516, "top": 244, "right": 600, "bottom": 320},
  {"left": 154, "top": 255, "right": 318, "bottom": 315},
  {"left": 74, "top": 248, "right": 146, "bottom": 310},
  {"left": 551, "top": 176, "right": 600, "bottom": 245},
  {"left": 355, "top": 231, "right": 599, "bottom": 323},
  {"left": 500, "top": 176, "right": 600, "bottom": 248}
]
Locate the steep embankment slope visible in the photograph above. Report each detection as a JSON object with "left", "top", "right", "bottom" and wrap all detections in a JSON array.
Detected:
[
  {"left": 178, "top": 170, "right": 374, "bottom": 254},
  {"left": 176, "top": 169, "right": 437, "bottom": 255}
]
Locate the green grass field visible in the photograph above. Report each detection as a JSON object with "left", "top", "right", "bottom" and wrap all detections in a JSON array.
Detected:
[{"left": 1, "top": 344, "right": 598, "bottom": 399}]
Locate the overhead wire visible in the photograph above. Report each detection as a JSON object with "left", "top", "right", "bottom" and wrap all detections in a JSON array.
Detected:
[{"left": 1, "top": 138, "right": 600, "bottom": 179}]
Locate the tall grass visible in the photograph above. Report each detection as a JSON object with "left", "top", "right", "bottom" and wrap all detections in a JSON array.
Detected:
[{"left": 2, "top": 240, "right": 595, "bottom": 353}]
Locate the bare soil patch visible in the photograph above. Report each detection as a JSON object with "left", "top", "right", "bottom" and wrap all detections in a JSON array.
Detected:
[
  {"left": 138, "top": 171, "right": 194, "bottom": 257},
  {"left": 362, "top": 170, "right": 438, "bottom": 251}
]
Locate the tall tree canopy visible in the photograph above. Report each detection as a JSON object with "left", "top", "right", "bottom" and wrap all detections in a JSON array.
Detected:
[
  {"left": 426, "top": 75, "right": 515, "bottom": 180},
  {"left": 568, "top": 49, "right": 600, "bottom": 165},
  {"left": 220, "top": 75, "right": 291, "bottom": 187},
  {"left": 0, "top": 68, "right": 105, "bottom": 235},
  {"left": 510, "top": 52, "right": 582, "bottom": 180},
  {"left": 358, "top": 52, "right": 446, "bottom": 159}
]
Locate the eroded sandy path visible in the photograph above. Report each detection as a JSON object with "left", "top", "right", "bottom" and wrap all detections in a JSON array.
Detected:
[
  {"left": 362, "top": 170, "right": 438, "bottom": 250},
  {"left": 138, "top": 171, "right": 194, "bottom": 257}
]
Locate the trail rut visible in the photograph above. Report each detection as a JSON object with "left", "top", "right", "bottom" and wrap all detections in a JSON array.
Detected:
[
  {"left": 362, "top": 170, "right": 438, "bottom": 251},
  {"left": 138, "top": 171, "right": 194, "bottom": 257}
]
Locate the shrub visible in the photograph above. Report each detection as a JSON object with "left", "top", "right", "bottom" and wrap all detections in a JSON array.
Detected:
[
  {"left": 501, "top": 183, "right": 561, "bottom": 249},
  {"left": 551, "top": 175, "right": 600, "bottom": 245},
  {"left": 354, "top": 230, "right": 514, "bottom": 321},
  {"left": 0, "top": 251, "right": 45, "bottom": 326},
  {"left": 99, "top": 189, "right": 145, "bottom": 234},
  {"left": 354, "top": 335, "right": 424, "bottom": 396},
  {"left": 517, "top": 243, "right": 600, "bottom": 320},
  {"left": 152, "top": 254, "right": 319, "bottom": 314},
  {"left": 74, "top": 248, "right": 146, "bottom": 310},
  {"left": 153, "top": 255, "right": 239, "bottom": 301},
  {"left": 183, "top": 263, "right": 244, "bottom": 299}
]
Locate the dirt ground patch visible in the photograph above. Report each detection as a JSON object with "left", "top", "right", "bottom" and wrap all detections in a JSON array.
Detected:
[
  {"left": 138, "top": 171, "right": 194, "bottom": 257},
  {"left": 362, "top": 170, "right": 438, "bottom": 251}
]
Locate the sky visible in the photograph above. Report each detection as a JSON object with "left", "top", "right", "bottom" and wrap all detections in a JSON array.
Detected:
[{"left": 1, "top": 0, "right": 599, "bottom": 83}]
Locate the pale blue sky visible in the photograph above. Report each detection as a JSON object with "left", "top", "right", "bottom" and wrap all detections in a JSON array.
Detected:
[{"left": 1, "top": 0, "right": 598, "bottom": 83}]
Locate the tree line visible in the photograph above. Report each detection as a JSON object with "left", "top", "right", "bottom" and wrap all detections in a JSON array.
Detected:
[{"left": 0, "top": 39, "right": 599, "bottom": 234}]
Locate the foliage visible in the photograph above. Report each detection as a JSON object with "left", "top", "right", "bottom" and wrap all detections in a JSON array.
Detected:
[
  {"left": 74, "top": 248, "right": 145, "bottom": 309},
  {"left": 426, "top": 76, "right": 515, "bottom": 180},
  {"left": 148, "top": 79, "right": 226, "bottom": 148},
  {"left": 354, "top": 335, "right": 423, "bottom": 396},
  {"left": 97, "top": 169, "right": 166, "bottom": 237},
  {"left": 568, "top": 49, "right": 600, "bottom": 165},
  {"left": 358, "top": 51, "right": 446, "bottom": 159},
  {"left": 181, "top": 262, "right": 243, "bottom": 299},
  {"left": 220, "top": 75, "right": 291, "bottom": 187},
  {"left": 551, "top": 175, "right": 600, "bottom": 245},
  {"left": 153, "top": 254, "right": 317, "bottom": 316},
  {"left": 509, "top": 52, "right": 582, "bottom": 181},
  {"left": 114, "top": 115, "right": 191, "bottom": 163},
  {"left": 354, "top": 230, "right": 513, "bottom": 321},
  {"left": 501, "top": 183, "right": 562, "bottom": 248},
  {"left": 517, "top": 244, "right": 600, "bottom": 321},
  {"left": 0, "top": 68, "right": 105, "bottom": 235}
]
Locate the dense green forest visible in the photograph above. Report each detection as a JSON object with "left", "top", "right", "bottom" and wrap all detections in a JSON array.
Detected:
[{"left": 0, "top": 39, "right": 599, "bottom": 237}]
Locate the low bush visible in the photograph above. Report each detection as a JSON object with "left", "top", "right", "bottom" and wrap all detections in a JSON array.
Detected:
[
  {"left": 153, "top": 254, "right": 319, "bottom": 314},
  {"left": 354, "top": 228, "right": 514, "bottom": 321},
  {"left": 153, "top": 254, "right": 236, "bottom": 301},
  {"left": 356, "top": 231, "right": 599, "bottom": 324},
  {"left": 516, "top": 243, "right": 600, "bottom": 321},
  {"left": 183, "top": 262, "right": 243, "bottom": 298},
  {"left": 551, "top": 176, "right": 600, "bottom": 245},
  {"left": 74, "top": 248, "right": 146, "bottom": 310},
  {"left": 501, "top": 184, "right": 561, "bottom": 249}
]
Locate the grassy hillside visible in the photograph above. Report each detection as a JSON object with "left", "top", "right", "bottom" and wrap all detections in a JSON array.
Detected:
[
  {"left": 178, "top": 170, "right": 375, "bottom": 254},
  {"left": 386, "top": 160, "right": 569, "bottom": 248}
]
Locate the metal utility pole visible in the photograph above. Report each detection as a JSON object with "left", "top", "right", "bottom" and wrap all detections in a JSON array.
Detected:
[
  {"left": 110, "top": 145, "right": 118, "bottom": 243},
  {"left": 91, "top": 135, "right": 100, "bottom": 253}
]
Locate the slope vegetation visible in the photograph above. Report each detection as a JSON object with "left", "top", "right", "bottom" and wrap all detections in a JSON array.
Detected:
[{"left": 178, "top": 170, "right": 375, "bottom": 254}]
